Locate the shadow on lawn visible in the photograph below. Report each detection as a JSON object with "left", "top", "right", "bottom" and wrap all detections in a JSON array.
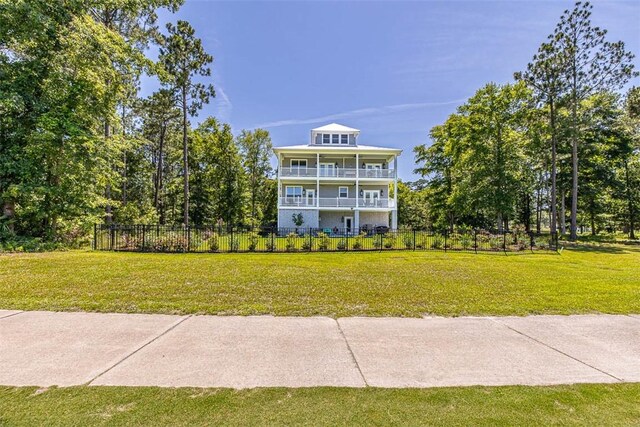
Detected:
[{"left": 559, "top": 242, "right": 634, "bottom": 254}]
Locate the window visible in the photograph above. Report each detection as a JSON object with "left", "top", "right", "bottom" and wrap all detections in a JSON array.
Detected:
[
  {"left": 285, "top": 186, "right": 303, "bottom": 198},
  {"left": 331, "top": 134, "right": 339, "bottom": 144},
  {"left": 322, "top": 134, "right": 330, "bottom": 144},
  {"left": 340, "top": 134, "right": 349, "bottom": 144},
  {"left": 338, "top": 186, "right": 348, "bottom": 198},
  {"left": 290, "top": 159, "right": 307, "bottom": 168}
]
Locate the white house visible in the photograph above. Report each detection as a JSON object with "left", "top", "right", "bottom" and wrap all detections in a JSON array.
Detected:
[{"left": 273, "top": 123, "right": 402, "bottom": 233}]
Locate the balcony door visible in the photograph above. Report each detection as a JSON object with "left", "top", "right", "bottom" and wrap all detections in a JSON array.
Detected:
[
  {"left": 306, "top": 189, "right": 315, "bottom": 207},
  {"left": 362, "top": 190, "right": 380, "bottom": 207},
  {"left": 319, "top": 163, "right": 336, "bottom": 177},
  {"left": 290, "top": 159, "right": 307, "bottom": 177},
  {"left": 365, "top": 163, "right": 382, "bottom": 178}
]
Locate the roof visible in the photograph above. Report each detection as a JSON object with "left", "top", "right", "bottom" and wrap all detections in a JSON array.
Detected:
[
  {"left": 311, "top": 123, "right": 360, "bottom": 133},
  {"left": 273, "top": 144, "right": 402, "bottom": 155}
]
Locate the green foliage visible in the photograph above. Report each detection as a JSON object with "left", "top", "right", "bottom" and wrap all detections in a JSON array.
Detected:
[
  {"left": 316, "top": 232, "right": 330, "bottom": 251},
  {"left": 291, "top": 213, "right": 304, "bottom": 228},
  {"left": 285, "top": 232, "right": 298, "bottom": 252},
  {"left": 247, "top": 232, "right": 259, "bottom": 252}
]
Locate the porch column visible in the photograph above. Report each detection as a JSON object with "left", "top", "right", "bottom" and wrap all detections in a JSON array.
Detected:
[
  {"left": 393, "top": 155, "right": 398, "bottom": 229},
  {"left": 316, "top": 153, "right": 320, "bottom": 208},
  {"left": 355, "top": 153, "right": 360, "bottom": 232}
]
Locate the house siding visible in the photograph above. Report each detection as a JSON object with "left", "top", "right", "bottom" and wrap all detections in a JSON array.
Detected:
[{"left": 278, "top": 209, "right": 319, "bottom": 229}]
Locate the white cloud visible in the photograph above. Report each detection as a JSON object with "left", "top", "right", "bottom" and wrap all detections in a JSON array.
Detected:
[{"left": 252, "top": 99, "right": 466, "bottom": 129}]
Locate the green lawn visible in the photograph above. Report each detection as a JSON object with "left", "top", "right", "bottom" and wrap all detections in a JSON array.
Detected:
[
  {"left": 1, "top": 384, "right": 639, "bottom": 426},
  {"left": 0, "top": 243, "right": 638, "bottom": 317}
]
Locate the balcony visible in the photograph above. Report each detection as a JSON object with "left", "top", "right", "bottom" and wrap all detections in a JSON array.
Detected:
[
  {"left": 279, "top": 167, "right": 395, "bottom": 179},
  {"left": 279, "top": 197, "right": 395, "bottom": 209}
]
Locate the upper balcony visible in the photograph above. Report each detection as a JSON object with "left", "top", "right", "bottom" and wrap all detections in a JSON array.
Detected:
[
  {"left": 279, "top": 197, "right": 396, "bottom": 209},
  {"left": 280, "top": 167, "right": 396, "bottom": 180}
]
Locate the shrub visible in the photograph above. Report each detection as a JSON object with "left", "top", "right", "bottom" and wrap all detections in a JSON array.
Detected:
[
  {"left": 352, "top": 232, "right": 366, "bottom": 250},
  {"left": 266, "top": 234, "right": 276, "bottom": 251},
  {"left": 430, "top": 234, "right": 444, "bottom": 249},
  {"left": 383, "top": 236, "right": 395, "bottom": 249},
  {"left": 301, "top": 237, "right": 314, "bottom": 251},
  {"left": 403, "top": 233, "right": 414, "bottom": 249},
  {"left": 248, "top": 232, "right": 259, "bottom": 252},
  {"left": 209, "top": 232, "right": 220, "bottom": 252},
  {"left": 373, "top": 234, "right": 384, "bottom": 249},
  {"left": 336, "top": 238, "right": 347, "bottom": 250},
  {"left": 285, "top": 232, "right": 298, "bottom": 252},
  {"left": 317, "top": 232, "right": 330, "bottom": 251},
  {"left": 460, "top": 233, "right": 472, "bottom": 250},
  {"left": 229, "top": 235, "right": 240, "bottom": 252}
]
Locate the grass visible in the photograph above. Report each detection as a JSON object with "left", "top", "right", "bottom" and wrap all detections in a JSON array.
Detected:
[
  {"left": 1, "top": 384, "right": 639, "bottom": 426},
  {"left": 0, "top": 243, "right": 639, "bottom": 317}
]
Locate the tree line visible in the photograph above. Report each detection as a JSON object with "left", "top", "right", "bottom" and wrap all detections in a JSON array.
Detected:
[
  {"left": 406, "top": 2, "right": 639, "bottom": 239},
  {"left": 0, "top": 0, "right": 277, "bottom": 247}
]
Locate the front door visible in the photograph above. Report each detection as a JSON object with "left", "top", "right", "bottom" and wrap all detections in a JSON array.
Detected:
[{"left": 344, "top": 216, "right": 353, "bottom": 234}]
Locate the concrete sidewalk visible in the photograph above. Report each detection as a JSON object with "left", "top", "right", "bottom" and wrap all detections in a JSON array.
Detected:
[{"left": 0, "top": 310, "right": 638, "bottom": 388}]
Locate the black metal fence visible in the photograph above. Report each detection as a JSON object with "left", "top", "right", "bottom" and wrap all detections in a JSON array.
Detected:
[{"left": 94, "top": 225, "right": 559, "bottom": 254}]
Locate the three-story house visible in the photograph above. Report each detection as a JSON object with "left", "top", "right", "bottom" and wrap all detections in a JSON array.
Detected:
[{"left": 274, "top": 123, "right": 402, "bottom": 233}]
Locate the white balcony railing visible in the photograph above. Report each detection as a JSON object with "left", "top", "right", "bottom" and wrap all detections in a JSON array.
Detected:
[
  {"left": 279, "top": 167, "right": 396, "bottom": 179},
  {"left": 278, "top": 197, "right": 395, "bottom": 208}
]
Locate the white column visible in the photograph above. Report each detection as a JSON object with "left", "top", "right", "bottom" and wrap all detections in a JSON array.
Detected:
[
  {"left": 392, "top": 155, "right": 398, "bottom": 229},
  {"left": 316, "top": 153, "right": 320, "bottom": 208},
  {"left": 355, "top": 153, "right": 360, "bottom": 232}
]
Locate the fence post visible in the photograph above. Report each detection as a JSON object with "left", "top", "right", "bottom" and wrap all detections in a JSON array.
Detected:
[
  {"left": 110, "top": 225, "right": 115, "bottom": 251},
  {"left": 474, "top": 229, "right": 477, "bottom": 254},
  {"left": 230, "top": 227, "right": 233, "bottom": 253},
  {"left": 93, "top": 224, "right": 97, "bottom": 250},
  {"left": 503, "top": 231, "right": 506, "bottom": 253},
  {"left": 444, "top": 230, "right": 447, "bottom": 252},
  {"left": 271, "top": 228, "right": 275, "bottom": 252},
  {"left": 142, "top": 225, "right": 146, "bottom": 252},
  {"left": 413, "top": 229, "right": 416, "bottom": 251},
  {"left": 187, "top": 225, "right": 191, "bottom": 253}
]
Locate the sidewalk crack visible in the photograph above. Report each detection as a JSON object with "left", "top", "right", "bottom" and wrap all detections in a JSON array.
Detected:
[
  {"left": 335, "top": 318, "right": 368, "bottom": 387},
  {"left": 0, "top": 311, "right": 25, "bottom": 320},
  {"left": 87, "top": 315, "right": 192, "bottom": 385},
  {"left": 490, "top": 318, "right": 623, "bottom": 382}
]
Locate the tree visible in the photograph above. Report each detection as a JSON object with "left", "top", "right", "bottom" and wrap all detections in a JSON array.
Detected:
[
  {"left": 139, "top": 89, "right": 180, "bottom": 222},
  {"left": 190, "top": 118, "right": 245, "bottom": 226},
  {"left": 396, "top": 180, "right": 430, "bottom": 229},
  {"left": 237, "top": 129, "right": 273, "bottom": 225},
  {"left": 551, "top": 1, "right": 637, "bottom": 240},
  {"left": 516, "top": 40, "right": 568, "bottom": 235},
  {"left": 159, "top": 20, "right": 215, "bottom": 226},
  {"left": 88, "top": 0, "right": 183, "bottom": 224}
]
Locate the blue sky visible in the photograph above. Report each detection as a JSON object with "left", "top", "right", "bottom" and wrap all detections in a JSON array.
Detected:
[{"left": 147, "top": 0, "right": 640, "bottom": 180}]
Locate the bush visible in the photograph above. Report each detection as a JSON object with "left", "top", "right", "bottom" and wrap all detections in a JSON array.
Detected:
[
  {"left": 301, "top": 237, "right": 314, "bottom": 251},
  {"left": 229, "top": 235, "right": 240, "bottom": 252},
  {"left": 208, "top": 232, "right": 220, "bottom": 252},
  {"left": 403, "top": 233, "right": 414, "bottom": 249},
  {"left": 336, "top": 238, "right": 347, "bottom": 250},
  {"left": 285, "top": 232, "right": 298, "bottom": 252},
  {"left": 352, "top": 232, "right": 366, "bottom": 250},
  {"left": 383, "top": 236, "right": 395, "bottom": 249},
  {"left": 317, "top": 232, "right": 330, "bottom": 251},
  {"left": 460, "top": 233, "right": 472, "bottom": 250},
  {"left": 248, "top": 232, "right": 259, "bottom": 252},
  {"left": 430, "top": 234, "right": 444, "bottom": 249},
  {"left": 266, "top": 234, "right": 276, "bottom": 251}
]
